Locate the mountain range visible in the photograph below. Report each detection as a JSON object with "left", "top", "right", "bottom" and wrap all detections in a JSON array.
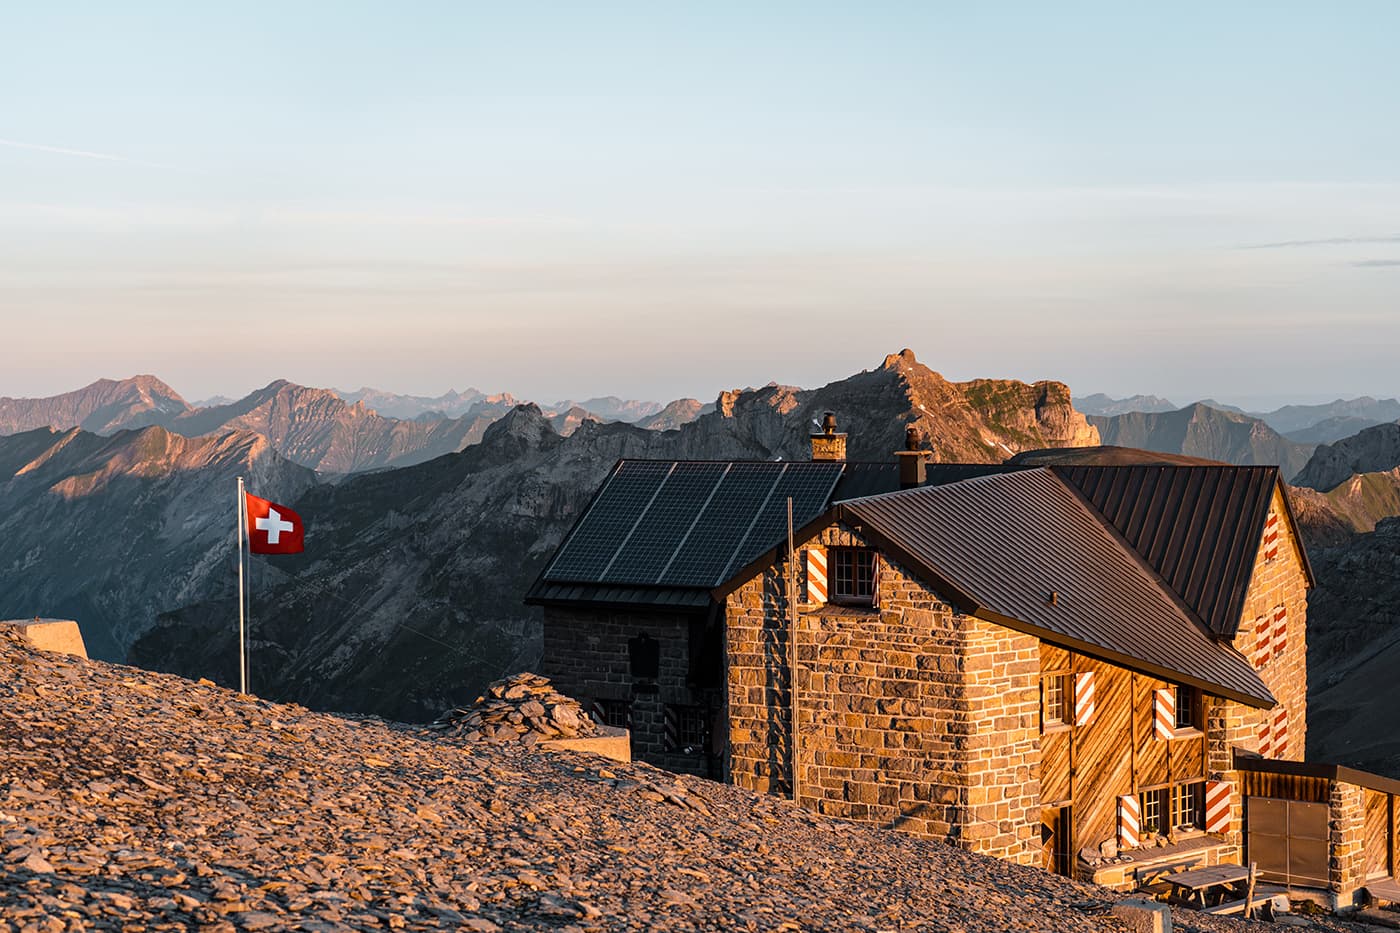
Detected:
[
  {"left": 1080, "top": 393, "right": 1400, "bottom": 445},
  {"left": 12, "top": 352, "right": 1400, "bottom": 780},
  {"left": 0, "top": 377, "right": 697, "bottom": 475}
]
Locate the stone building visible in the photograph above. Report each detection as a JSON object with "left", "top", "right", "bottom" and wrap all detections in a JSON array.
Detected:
[{"left": 528, "top": 422, "right": 1395, "bottom": 905}]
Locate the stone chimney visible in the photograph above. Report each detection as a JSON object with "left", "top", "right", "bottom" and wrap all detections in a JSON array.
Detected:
[
  {"left": 896, "top": 426, "right": 927, "bottom": 488},
  {"left": 810, "top": 411, "right": 847, "bottom": 461}
]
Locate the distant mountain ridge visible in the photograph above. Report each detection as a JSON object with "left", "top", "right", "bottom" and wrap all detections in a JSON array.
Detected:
[
  {"left": 1293, "top": 422, "right": 1400, "bottom": 492},
  {"left": 0, "top": 376, "right": 191, "bottom": 435},
  {"left": 1089, "top": 402, "right": 1314, "bottom": 481},
  {"left": 1074, "top": 393, "right": 1177, "bottom": 416}
]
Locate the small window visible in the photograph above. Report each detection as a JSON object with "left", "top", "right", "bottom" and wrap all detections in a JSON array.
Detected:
[
  {"left": 1042, "top": 673, "right": 1071, "bottom": 728},
  {"left": 830, "top": 547, "right": 877, "bottom": 605},
  {"left": 1174, "top": 685, "right": 1199, "bottom": 731},
  {"left": 1140, "top": 787, "right": 1168, "bottom": 836},
  {"left": 1173, "top": 782, "right": 1204, "bottom": 831},
  {"left": 665, "top": 703, "right": 708, "bottom": 753},
  {"left": 589, "top": 697, "right": 631, "bottom": 729}
]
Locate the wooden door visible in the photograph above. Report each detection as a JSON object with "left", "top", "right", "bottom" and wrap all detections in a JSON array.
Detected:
[
  {"left": 1042, "top": 806, "right": 1073, "bottom": 876},
  {"left": 1366, "top": 792, "right": 1392, "bottom": 880}
]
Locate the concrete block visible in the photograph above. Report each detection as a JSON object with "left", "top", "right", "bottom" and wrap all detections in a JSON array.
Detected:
[
  {"left": 1, "top": 618, "right": 88, "bottom": 659},
  {"left": 541, "top": 726, "right": 631, "bottom": 763},
  {"left": 1110, "top": 899, "right": 1171, "bottom": 933}
]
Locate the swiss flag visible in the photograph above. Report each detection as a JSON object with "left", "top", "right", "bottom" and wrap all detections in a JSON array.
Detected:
[{"left": 245, "top": 493, "right": 305, "bottom": 555}]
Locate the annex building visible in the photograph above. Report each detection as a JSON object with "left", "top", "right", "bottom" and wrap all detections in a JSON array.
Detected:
[{"left": 527, "top": 420, "right": 1397, "bottom": 905}]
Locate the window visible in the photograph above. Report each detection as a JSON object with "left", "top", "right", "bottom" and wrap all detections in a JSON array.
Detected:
[
  {"left": 589, "top": 697, "right": 631, "bottom": 729},
  {"left": 665, "top": 703, "right": 708, "bottom": 753},
  {"left": 1140, "top": 787, "right": 1168, "bottom": 836},
  {"left": 830, "top": 547, "right": 877, "bottom": 605},
  {"left": 1042, "top": 673, "right": 1071, "bottom": 728},
  {"left": 1174, "top": 685, "right": 1199, "bottom": 731},
  {"left": 1173, "top": 782, "right": 1204, "bottom": 831}
]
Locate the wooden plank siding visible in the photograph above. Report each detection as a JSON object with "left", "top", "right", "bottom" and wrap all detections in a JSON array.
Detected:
[
  {"left": 1041, "top": 644, "right": 1211, "bottom": 852},
  {"left": 1239, "top": 771, "right": 1329, "bottom": 803}
]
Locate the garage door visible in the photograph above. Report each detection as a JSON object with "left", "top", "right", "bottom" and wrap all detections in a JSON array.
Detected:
[{"left": 1247, "top": 796, "right": 1328, "bottom": 888}]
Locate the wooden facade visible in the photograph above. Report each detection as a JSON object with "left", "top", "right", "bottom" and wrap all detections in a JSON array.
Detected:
[{"left": 1040, "top": 645, "right": 1210, "bottom": 862}]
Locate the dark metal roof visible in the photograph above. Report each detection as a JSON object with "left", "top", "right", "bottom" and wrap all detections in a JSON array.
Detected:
[
  {"left": 524, "top": 580, "right": 711, "bottom": 611},
  {"left": 1233, "top": 753, "right": 1400, "bottom": 797},
  {"left": 831, "top": 462, "right": 1022, "bottom": 500},
  {"left": 540, "top": 459, "right": 843, "bottom": 590},
  {"left": 839, "top": 469, "right": 1275, "bottom": 708},
  {"left": 1054, "top": 465, "right": 1282, "bottom": 638}
]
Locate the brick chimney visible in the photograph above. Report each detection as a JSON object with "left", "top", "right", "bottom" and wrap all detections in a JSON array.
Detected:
[
  {"left": 810, "top": 411, "right": 847, "bottom": 461},
  {"left": 896, "top": 426, "right": 926, "bottom": 488}
]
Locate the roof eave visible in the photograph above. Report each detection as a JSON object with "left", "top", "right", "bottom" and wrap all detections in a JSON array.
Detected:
[{"left": 972, "top": 607, "right": 1276, "bottom": 709}]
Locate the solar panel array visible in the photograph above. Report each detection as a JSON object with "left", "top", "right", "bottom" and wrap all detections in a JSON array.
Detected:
[{"left": 544, "top": 460, "right": 844, "bottom": 589}]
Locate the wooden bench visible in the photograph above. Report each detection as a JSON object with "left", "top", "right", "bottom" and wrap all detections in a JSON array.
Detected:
[
  {"left": 1163, "top": 862, "right": 1260, "bottom": 917},
  {"left": 1135, "top": 856, "right": 1205, "bottom": 891}
]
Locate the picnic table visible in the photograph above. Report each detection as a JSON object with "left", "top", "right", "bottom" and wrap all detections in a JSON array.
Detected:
[{"left": 1161, "top": 863, "right": 1254, "bottom": 911}]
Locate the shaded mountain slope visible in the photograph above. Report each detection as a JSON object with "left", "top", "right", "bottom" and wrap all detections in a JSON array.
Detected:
[
  {"left": 635, "top": 398, "right": 713, "bottom": 430},
  {"left": 131, "top": 351, "right": 1099, "bottom": 719},
  {"left": 0, "top": 425, "right": 315, "bottom": 661},
  {"left": 1294, "top": 422, "right": 1400, "bottom": 492},
  {"left": 1090, "top": 403, "right": 1313, "bottom": 480},
  {"left": 0, "top": 375, "right": 191, "bottom": 435}
]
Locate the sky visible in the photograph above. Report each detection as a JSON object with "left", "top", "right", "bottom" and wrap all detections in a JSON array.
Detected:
[{"left": 3, "top": 2, "right": 1399, "bottom": 409}]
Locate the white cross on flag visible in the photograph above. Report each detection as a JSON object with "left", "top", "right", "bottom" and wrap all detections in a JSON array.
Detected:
[{"left": 245, "top": 492, "right": 305, "bottom": 555}]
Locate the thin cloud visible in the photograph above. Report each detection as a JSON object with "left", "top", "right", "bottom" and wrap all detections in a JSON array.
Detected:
[
  {"left": 1241, "top": 235, "right": 1400, "bottom": 249},
  {"left": 0, "top": 137, "right": 193, "bottom": 173},
  {"left": 1354, "top": 259, "right": 1400, "bottom": 267}
]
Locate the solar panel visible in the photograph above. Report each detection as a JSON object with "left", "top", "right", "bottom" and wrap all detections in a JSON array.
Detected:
[
  {"left": 720, "top": 462, "right": 843, "bottom": 581},
  {"left": 601, "top": 462, "right": 730, "bottom": 584},
  {"left": 542, "top": 459, "right": 845, "bottom": 590},
  {"left": 544, "top": 461, "right": 674, "bottom": 581}
]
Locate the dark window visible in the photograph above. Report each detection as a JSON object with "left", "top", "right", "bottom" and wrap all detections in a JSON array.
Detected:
[
  {"left": 1042, "top": 673, "right": 1071, "bottom": 727},
  {"left": 666, "top": 703, "right": 708, "bottom": 752},
  {"left": 830, "top": 547, "right": 877, "bottom": 604},
  {"left": 1173, "top": 781, "right": 1204, "bottom": 831},
  {"left": 589, "top": 697, "right": 631, "bottom": 729},
  {"left": 1174, "top": 684, "right": 1199, "bottom": 730}
]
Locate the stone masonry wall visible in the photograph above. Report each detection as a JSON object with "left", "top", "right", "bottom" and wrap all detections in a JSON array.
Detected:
[
  {"left": 1210, "top": 486, "right": 1312, "bottom": 855},
  {"left": 725, "top": 522, "right": 1041, "bottom": 865},
  {"left": 541, "top": 606, "right": 718, "bottom": 777},
  {"left": 1231, "top": 486, "right": 1311, "bottom": 761},
  {"left": 1330, "top": 781, "right": 1367, "bottom": 908}
]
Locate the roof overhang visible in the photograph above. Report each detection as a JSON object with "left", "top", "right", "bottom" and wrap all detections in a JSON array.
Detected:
[{"left": 1234, "top": 753, "right": 1400, "bottom": 796}]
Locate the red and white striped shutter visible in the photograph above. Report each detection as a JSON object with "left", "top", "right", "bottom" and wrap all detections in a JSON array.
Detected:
[
  {"left": 1153, "top": 688, "right": 1175, "bottom": 740},
  {"left": 871, "top": 552, "right": 882, "bottom": 607},
  {"left": 1205, "top": 781, "right": 1233, "bottom": 833},
  {"left": 1118, "top": 794, "right": 1141, "bottom": 849},
  {"left": 1272, "top": 605, "right": 1288, "bottom": 657},
  {"left": 1263, "top": 511, "right": 1280, "bottom": 561},
  {"left": 1273, "top": 707, "right": 1289, "bottom": 758},
  {"left": 1253, "top": 615, "right": 1273, "bottom": 667},
  {"left": 1258, "top": 713, "right": 1275, "bottom": 758},
  {"left": 1074, "top": 672, "right": 1096, "bottom": 726},
  {"left": 805, "top": 548, "right": 827, "bottom": 604}
]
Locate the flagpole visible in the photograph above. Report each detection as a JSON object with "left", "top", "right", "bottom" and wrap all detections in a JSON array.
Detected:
[{"left": 236, "top": 475, "right": 247, "bottom": 694}]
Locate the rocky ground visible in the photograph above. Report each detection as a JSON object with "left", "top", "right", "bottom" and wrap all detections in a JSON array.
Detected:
[{"left": 0, "top": 631, "right": 1386, "bottom": 932}]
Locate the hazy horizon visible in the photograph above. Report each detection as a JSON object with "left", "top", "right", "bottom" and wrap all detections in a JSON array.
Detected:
[{"left": 4, "top": 4, "right": 1397, "bottom": 408}]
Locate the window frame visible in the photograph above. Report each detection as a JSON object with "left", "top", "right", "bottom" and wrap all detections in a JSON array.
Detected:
[
  {"left": 1139, "top": 786, "right": 1169, "bottom": 837},
  {"left": 829, "top": 546, "right": 877, "bottom": 606},
  {"left": 1173, "top": 684, "right": 1201, "bottom": 733},
  {"left": 1172, "top": 781, "right": 1205, "bottom": 833},
  {"left": 1041, "top": 672, "right": 1072, "bottom": 732}
]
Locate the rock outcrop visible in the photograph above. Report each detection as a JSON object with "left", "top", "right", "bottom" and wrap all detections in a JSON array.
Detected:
[{"left": 1294, "top": 422, "right": 1400, "bottom": 492}]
